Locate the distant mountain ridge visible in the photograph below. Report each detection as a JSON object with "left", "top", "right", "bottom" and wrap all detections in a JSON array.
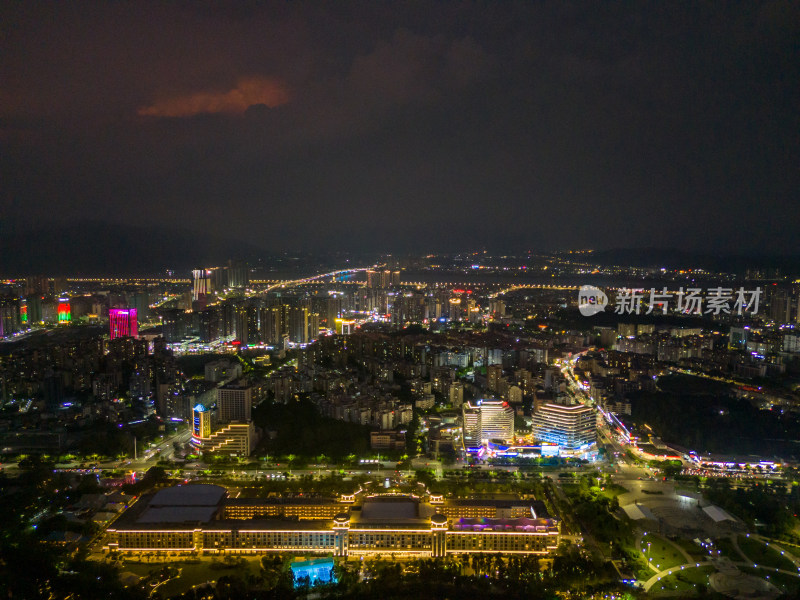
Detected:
[
  {"left": 3, "top": 224, "right": 799, "bottom": 278},
  {"left": 0, "top": 221, "right": 268, "bottom": 277},
  {"left": 589, "top": 248, "right": 800, "bottom": 276}
]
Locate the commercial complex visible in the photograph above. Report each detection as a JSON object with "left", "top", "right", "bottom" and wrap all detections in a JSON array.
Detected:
[
  {"left": 532, "top": 402, "right": 596, "bottom": 451},
  {"left": 105, "top": 484, "right": 560, "bottom": 557}
]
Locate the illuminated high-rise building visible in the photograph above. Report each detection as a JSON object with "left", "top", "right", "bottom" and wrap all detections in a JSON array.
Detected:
[
  {"left": 448, "top": 382, "right": 464, "bottom": 408},
  {"left": 365, "top": 269, "right": 379, "bottom": 289},
  {"left": 209, "top": 267, "right": 228, "bottom": 293},
  {"left": 532, "top": 402, "right": 596, "bottom": 450},
  {"left": 289, "top": 306, "right": 309, "bottom": 344},
  {"left": 487, "top": 364, "right": 503, "bottom": 392},
  {"left": 26, "top": 296, "right": 43, "bottom": 324},
  {"left": 193, "top": 384, "right": 257, "bottom": 456},
  {"left": 217, "top": 381, "right": 252, "bottom": 423},
  {"left": 462, "top": 399, "right": 514, "bottom": 449},
  {"left": 192, "top": 404, "right": 212, "bottom": 443},
  {"left": 160, "top": 308, "right": 187, "bottom": 342},
  {"left": 220, "top": 301, "right": 236, "bottom": 338},
  {"left": 309, "top": 312, "right": 320, "bottom": 341},
  {"left": 489, "top": 299, "right": 506, "bottom": 318},
  {"left": 57, "top": 298, "right": 71, "bottom": 324},
  {"left": 325, "top": 296, "right": 341, "bottom": 329},
  {"left": 193, "top": 269, "right": 212, "bottom": 301},
  {"left": 257, "top": 306, "right": 282, "bottom": 344},
  {"left": 0, "top": 299, "right": 22, "bottom": 339},
  {"left": 227, "top": 259, "right": 249, "bottom": 290},
  {"left": 109, "top": 308, "right": 138, "bottom": 339},
  {"left": 232, "top": 300, "right": 248, "bottom": 343},
  {"left": 767, "top": 286, "right": 798, "bottom": 325},
  {"left": 198, "top": 306, "right": 220, "bottom": 343}
]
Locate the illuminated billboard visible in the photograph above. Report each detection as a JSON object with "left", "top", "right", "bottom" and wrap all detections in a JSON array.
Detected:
[{"left": 57, "top": 298, "right": 71, "bottom": 323}]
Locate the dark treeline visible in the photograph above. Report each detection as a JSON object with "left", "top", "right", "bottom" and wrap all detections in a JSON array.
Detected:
[
  {"left": 629, "top": 381, "right": 800, "bottom": 458},
  {"left": 253, "top": 398, "right": 372, "bottom": 460}
]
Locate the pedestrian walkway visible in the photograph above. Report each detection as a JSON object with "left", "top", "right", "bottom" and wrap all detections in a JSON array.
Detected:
[
  {"left": 642, "top": 561, "right": 714, "bottom": 592},
  {"left": 753, "top": 535, "right": 800, "bottom": 570},
  {"left": 642, "top": 558, "right": 800, "bottom": 594},
  {"left": 729, "top": 534, "right": 752, "bottom": 563}
]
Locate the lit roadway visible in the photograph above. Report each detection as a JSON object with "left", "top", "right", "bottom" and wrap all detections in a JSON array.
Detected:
[
  {"left": 488, "top": 283, "right": 581, "bottom": 298},
  {"left": 559, "top": 354, "right": 769, "bottom": 486},
  {"left": 27, "top": 428, "right": 195, "bottom": 477},
  {"left": 668, "top": 366, "right": 761, "bottom": 390},
  {"left": 557, "top": 354, "right": 665, "bottom": 492},
  {"left": 262, "top": 265, "right": 383, "bottom": 293}
]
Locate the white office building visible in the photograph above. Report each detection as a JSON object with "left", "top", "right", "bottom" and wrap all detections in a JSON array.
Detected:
[{"left": 532, "top": 402, "right": 596, "bottom": 451}]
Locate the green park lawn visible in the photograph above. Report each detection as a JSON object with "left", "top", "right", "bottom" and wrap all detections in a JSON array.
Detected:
[
  {"left": 641, "top": 533, "right": 687, "bottom": 571},
  {"left": 671, "top": 538, "right": 710, "bottom": 562},
  {"left": 651, "top": 565, "right": 716, "bottom": 594},
  {"left": 738, "top": 535, "right": 797, "bottom": 571}
]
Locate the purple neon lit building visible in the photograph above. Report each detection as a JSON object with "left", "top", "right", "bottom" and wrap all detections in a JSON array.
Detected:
[{"left": 109, "top": 308, "right": 138, "bottom": 339}]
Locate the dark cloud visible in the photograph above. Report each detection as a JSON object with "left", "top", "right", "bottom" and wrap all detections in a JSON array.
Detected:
[{"left": 0, "top": 2, "right": 798, "bottom": 259}]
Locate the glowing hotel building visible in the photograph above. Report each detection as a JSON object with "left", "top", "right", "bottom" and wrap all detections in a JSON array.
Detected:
[
  {"left": 105, "top": 485, "right": 560, "bottom": 557},
  {"left": 462, "top": 399, "right": 515, "bottom": 451},
  {"left": 191, "top": 381, "right": 257, "bottom": 455},
  {"left": 109, "top": 308, "right": 138, "bottom": 339}
]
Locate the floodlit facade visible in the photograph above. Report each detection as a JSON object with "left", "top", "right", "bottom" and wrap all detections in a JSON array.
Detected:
[
  {"left": 197, "top": 422, "right": 256, "bottom": 455},
  {"left": 105, "top": 486, "right": 560, "bottom": 558},
  {"left": 192, "top": 404, "right": 211, "bottom": 440},
  {"left": 532, "top": 402, "right": 596, "bottom": 450},
  {"left": 192, "top": 269, "right": 212, "bottom": 301},
  {"left": 291, "top": 558, "right": 336, "bottom": 586},
  {"left": 191, "top": 403, "right": 256, "bottom": 455},
  {"left": 462, "top": 399, "right": 515, "bottom": 450},
  {"left": 227, "top": 259, "right": 249, "bottom": 290},
  {"left": 57, "top": 298, "right": 71, "bottom": 323},
  {"left": 109, "top": 308, "right": 138, "bottom": 339}
]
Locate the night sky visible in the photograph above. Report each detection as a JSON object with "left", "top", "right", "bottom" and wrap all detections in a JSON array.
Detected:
[{"left": 1, "top": 2, "right": 798, "bottom": 256}]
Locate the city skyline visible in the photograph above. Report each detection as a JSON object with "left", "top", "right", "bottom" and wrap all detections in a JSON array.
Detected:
[{"left": 3, "top": 254, "right": 800, "bottom": 597}]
